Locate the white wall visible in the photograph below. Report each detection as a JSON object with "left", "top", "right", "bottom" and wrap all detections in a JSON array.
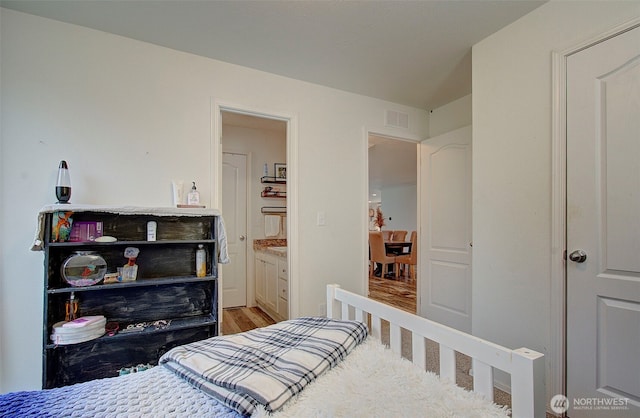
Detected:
[
  {"left": 428, "top": 94, "right": 471, "bottom": 137},
  {"left": 472, "top": 0, "right": 639, "bottom": 401},
  {"left": 0, "top": 7, "right": 4, "bottom": 384},
  {"left": 380, "top": 184, "right": 417, "bottom": 233},
  {"left": 0, "top": 9, "right": 429, "bottom": 392}
]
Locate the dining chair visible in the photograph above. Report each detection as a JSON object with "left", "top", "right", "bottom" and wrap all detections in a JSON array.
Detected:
[
  {"left": 369, "top": 231, "right": 397, "bottom": 278},
  {"left": 392, "top": 230, "right": 407, "bottom": 242},
  {"left": 396, "top": 231, "right": 417, "bottom": 279},
  {"left": 381, "top": 230, "right": 393, "bottom": 241}
]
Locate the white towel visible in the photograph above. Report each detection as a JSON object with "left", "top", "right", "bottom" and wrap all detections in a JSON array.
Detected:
[{"left": 265, "top": 215, "right": 280, "bottom": 237}]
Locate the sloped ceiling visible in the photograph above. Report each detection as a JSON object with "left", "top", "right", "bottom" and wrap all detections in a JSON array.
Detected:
[{"left": 1, "top": 0, "right": 545, "bottom": 110}]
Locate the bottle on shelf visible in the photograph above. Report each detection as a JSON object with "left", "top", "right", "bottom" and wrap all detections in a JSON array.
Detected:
[
  {"left": 187, "top": 182, "right": 200, "bottom": 205},
  {"left": 196, "top": 244, "right": 206, "bottom": 277}
]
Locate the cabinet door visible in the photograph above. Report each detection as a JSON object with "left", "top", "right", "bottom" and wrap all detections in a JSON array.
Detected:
[
  {"left": 277, "top": 279, "right": 288, "bottom": 319},
  {"left": 277, "top": 259, "right": 288, "bottom": 319},
  {"left": 255, "top": 256, "right": 265, "bottom": 303},
  {"left": 265, "top": 257, "right": 278, "bottom": 313},
  {"left": 277, "top": 259, "right": 287, "bottom": 281}
]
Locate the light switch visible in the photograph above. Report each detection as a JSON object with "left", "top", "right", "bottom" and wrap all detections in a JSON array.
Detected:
[{"left": 317, "top": 211, "right": 326, "bottom": 226}]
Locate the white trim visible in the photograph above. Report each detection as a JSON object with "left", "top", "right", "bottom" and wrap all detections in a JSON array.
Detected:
[
  {"left": 362, "top": 128, "right": 371, "bottom": 297},
  {"left": 550, "top": 16, "right": 640, "bottom": 409},
  {"left": 550, "top": 48, "right": 567, "bottom": 407},
  {"left": 211, "top": 99, "right": 300, "bottom": 320}
]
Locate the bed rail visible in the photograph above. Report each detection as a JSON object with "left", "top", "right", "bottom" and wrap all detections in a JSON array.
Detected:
[{"left": 326, "top": 284, "right": 545, "bottom": 418}]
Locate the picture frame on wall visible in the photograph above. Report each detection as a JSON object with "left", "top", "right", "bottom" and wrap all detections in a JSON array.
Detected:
[{"left": 274, "top": 163, "right": 287, "bottom": 179}]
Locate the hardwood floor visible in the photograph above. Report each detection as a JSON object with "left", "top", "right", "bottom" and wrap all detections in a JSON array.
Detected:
[
  {"left": 367, "top": 273, "right": 416, "bottom": 313},
  {"left": 222, "top": 306, "right": 275, "bottom": 335}
]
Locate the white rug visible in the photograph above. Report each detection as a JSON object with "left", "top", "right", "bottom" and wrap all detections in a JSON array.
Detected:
[{"left": 253, "top": 337, "right": 509, "bottom": 418}]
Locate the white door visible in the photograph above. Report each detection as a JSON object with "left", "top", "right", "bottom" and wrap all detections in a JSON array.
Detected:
[
  {"left": 419, "top": 125, "right": 472, "bottom": 333},
  {"left": 222, "top": 153, "right": 248, "bottom": 308},
  {"left": 566, "top": 25, "right": 640, "bottom": 417}
]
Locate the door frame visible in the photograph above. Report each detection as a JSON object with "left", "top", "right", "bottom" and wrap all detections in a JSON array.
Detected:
[
  {"left": 363, "top": 126, "right": 422, "bottom": 303},
  {"left": 550, "top": 17, "right": 640, "bottom": 404},
  {"left": 212, "top": 99, "right": 299, "bottom": 324}
]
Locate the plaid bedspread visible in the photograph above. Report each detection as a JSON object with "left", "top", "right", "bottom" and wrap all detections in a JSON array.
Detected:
[{"left": 160, "top": 317, "right": 368, "bottom": 416}]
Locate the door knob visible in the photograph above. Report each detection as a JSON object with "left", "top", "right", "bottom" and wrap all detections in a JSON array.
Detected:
[
  {"left": 239, "top": 235, "right": 246, "bottom": 241},
  {"left": 569, "top": 250, "right": 587, "bottom": 263}
]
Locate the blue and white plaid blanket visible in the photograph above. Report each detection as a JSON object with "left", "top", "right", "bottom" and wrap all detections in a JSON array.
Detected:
[{"left": 160, "top": 317, "right": 368, "bottom": 416}]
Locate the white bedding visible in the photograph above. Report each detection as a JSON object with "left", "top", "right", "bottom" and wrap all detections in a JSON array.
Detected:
[
  {"left": 1, "top": 337, "right": 508, "bottom": 418},
  {"left": 253, "top": 337, "right": 510, "bottom": 418}
]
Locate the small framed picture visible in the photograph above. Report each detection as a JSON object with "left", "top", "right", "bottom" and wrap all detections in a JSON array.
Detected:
[{"left": 274, "top": 163, "right": 287, "bottom": 179}]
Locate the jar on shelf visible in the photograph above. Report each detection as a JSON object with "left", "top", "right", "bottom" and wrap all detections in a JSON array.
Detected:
[{"left": 61, "top": 251, "right": 107, "bottom": 287}]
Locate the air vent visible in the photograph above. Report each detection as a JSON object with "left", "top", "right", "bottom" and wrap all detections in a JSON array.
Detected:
[{"left": 385, "top": 110, "right": 409, "bottom": 129}]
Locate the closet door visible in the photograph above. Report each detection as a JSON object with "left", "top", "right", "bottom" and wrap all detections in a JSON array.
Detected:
[{"left": 566, "top": 25, "right": 640, "bottom": 417}]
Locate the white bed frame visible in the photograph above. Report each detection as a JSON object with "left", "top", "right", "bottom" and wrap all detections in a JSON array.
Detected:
[{"left": 326, "top": 284, "right": 545, "bottom": 418}]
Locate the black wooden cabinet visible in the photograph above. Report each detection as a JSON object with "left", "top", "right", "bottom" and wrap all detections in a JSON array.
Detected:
[{"left": 41, "top": 208, "right": 219, "bottom": 388}]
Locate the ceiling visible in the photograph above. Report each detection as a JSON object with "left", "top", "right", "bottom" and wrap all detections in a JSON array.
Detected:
[
  {"left": 2, "top": 0, "right": 545, "bottom": 196},
  {"left": 1, "top": 0, "right": 545, "bottom": 111}
]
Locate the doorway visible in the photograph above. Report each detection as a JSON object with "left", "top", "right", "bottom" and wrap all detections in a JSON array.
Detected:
[
  {"left": 367, "top": 133, "right": 419, "bottom": 313},
  {"left": 219, "top": 109, "right": 289, "bottom": 333}
]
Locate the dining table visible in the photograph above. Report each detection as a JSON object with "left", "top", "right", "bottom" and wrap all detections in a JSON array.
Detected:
[{"left": 384, "top": 240, "right": 412, "bottom": 256}]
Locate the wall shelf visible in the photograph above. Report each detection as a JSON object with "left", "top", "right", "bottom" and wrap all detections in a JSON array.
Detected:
[
  {"left": 260, "top": 176, "right": 286, "bottom": 184},
  {"left": 261, "top": 190, "right": 287, "bottom": 198},
  {"left": 261, "top": 207, "right": 287, "bottom": 214}
]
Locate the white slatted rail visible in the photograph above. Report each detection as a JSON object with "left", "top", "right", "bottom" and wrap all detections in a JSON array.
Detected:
[{"left": 326, "top": 284, "right": 545, "bottom": 418}]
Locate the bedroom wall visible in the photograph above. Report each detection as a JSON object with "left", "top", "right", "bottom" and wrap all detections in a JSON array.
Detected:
[
  {"left": 472, "top": 0, "right": 640, "bottom": 401},
  {"left": 0, "top": 6, "right": 4, "bottom": 384},
  {"left": 428, "top": 94, "right": 472, "bottom": 138},
  {"left": 0, "top": 9, "right": 429, "bottom": 392}
]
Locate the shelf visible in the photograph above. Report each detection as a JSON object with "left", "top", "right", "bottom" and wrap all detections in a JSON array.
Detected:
[
  {"left": 261, "top": 191, "right": 287, "bottom": 198},
  {"left": 42, "top": 209, "right": 219, "bottom": 388},
  {"left": 47, "top": 239, "right": 215, "bottom": 248},
  {"left": 45, "top": 315, "right": 217, "bottom": 349},
  {"left": 47, "top": 275, "right": 217, "bottom": 294},
  {"left": 261, "top": 207, "right": 287, "bottom": 214},
  {"left": 261, "top": 176, "right": 286, "bottom": 184}
]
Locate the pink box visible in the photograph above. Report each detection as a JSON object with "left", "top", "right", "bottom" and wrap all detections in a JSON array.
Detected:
[{"left": 69, "top": 221, "right": 103, "bottom": 242}]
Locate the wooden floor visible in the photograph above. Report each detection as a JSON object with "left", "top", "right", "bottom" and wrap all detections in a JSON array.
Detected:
[
  {"left": 222, "top": 306, "right": 275, "bottom": 335},
  {"left": 221, "top": 273, "right": 416, "bottom": 334},
  {"left": 367, "top": 272, "right": 417, "bottom": 313}
]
